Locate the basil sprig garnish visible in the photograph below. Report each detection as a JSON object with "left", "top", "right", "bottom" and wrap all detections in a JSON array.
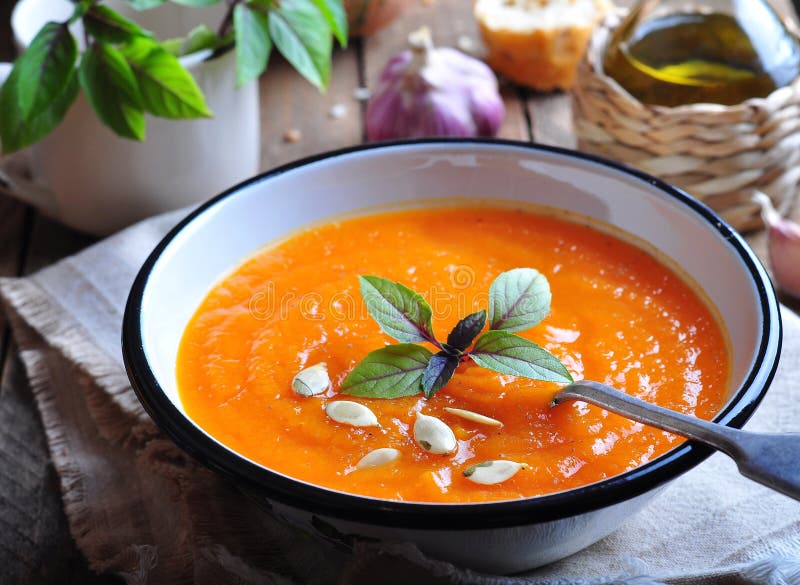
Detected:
[{"left": 341, "top": 268, "right": 573, "bottom": 400}]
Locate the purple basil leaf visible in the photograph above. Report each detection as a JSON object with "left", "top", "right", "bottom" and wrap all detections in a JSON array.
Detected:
[
  {"left": 446, "top": 309, "right": 487, "bottom": 352},
  {"left": 421, "top": 352, "right": 459, "bottom": 399}
]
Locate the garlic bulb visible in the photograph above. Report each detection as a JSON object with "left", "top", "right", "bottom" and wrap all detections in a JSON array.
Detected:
[
  {"left": 366, "top": 27, "right": 504, "bottom": 141},
  {"left": 754, "top": 191, "right": 800, "bottom": 298}
]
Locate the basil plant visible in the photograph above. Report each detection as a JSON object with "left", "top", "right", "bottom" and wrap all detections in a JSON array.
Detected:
[{"left": 0, "top": 0, "right": 347, "bottom": 154}]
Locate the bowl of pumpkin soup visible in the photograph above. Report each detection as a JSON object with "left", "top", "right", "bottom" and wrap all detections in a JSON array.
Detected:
[{"left": 123, "top": 139, "right": 781, "bottom": 573}]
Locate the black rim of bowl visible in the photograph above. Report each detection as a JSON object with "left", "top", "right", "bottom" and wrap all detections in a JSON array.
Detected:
[{"left": 123, "top": 138, "right": 783, "bottom": 530}]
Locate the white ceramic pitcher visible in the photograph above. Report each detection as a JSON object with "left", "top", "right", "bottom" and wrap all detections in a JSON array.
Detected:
[{"left": 0, "top": 0, "right": 260, "bottom": 235}]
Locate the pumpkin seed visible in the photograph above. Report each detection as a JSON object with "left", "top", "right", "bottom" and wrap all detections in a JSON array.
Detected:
[
  {"left": 325, "top": 400, "right": 379, "bottom": 427},
  {"left": 464, "top": 460, "right": 526, "bottom": 485},
  {"left": 413, "top": 412, "right": 457, "bottom": 455},
  {"left": 357, "top": 448, "right": 401, "bottom": 469},
  {"left": 444, "top": 407, "right": 503, "bottom": 427},
  {"left": 292, "top": 362, "right": 330, "bottom": 396}
]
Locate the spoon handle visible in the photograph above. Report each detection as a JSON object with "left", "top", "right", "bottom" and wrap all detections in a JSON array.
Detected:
[{"left": 554, "top": 380, "right": 800, "bottom": 502}]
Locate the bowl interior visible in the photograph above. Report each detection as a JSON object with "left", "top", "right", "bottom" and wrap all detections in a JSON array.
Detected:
[{"left": 136, "top": 141, "right": 774, "bottom": 472}]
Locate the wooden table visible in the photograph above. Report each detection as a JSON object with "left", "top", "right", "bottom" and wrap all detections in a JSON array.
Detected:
[{"left": 0, "top": 1, "right": 797, "bottom": 583}]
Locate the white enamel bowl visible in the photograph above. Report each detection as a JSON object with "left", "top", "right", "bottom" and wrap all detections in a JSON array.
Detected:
[{"left": 123, "top": 140, "right": 781, "bottom": 574}]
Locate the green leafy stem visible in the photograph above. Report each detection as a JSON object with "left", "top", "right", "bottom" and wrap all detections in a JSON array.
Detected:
[
  {"left": 0, "top": 0, "right": 347, "bottom": 153},
  {"left": 341, "top": 269, "right": 574, "bottom": 400}
]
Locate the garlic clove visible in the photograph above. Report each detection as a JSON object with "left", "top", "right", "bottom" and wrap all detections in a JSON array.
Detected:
[
  {"left": 357, "top": 448, "right": 401, "bottom": 470},
  {"left": 292, "top": 362, "right": 331, "bottom": 396},
  {"left": 325, "top": 401, "right": 380, "bottom": 427},
  {"left": 754, "top": 191, "right": 800, "bottom": 298},
  {"left": 413, "top": 411, "right": 457, "bottom": 455},
  {"left": 769, "top": 221, "right": 800, "bottom": 298}
]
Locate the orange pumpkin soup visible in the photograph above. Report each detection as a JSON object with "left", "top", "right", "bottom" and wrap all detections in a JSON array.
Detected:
[{"left": 177, "top": 205, "right": 729, "bottom": 502}]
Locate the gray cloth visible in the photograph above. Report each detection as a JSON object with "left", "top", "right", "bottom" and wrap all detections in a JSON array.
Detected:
[{"left": 1, "top": 209, "right": 798, "bottom": 585}]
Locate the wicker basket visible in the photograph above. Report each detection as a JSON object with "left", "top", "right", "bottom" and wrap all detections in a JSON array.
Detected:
[{"left": 571, "top": 12, "right": 800, "bottom": 232}]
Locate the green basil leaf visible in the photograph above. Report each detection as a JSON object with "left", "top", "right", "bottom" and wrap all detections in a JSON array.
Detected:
[
  {"left": 470, "top": 330, "right": 573, "bottom": 384},
  {"left": 14, "top": 22, "right": 78, "bottom": 121},
  {"left": 311, "top": 0, "right": 348, "bottom": 47},
  {"left": 160, "top": 37, "right": 184, "bottom": 56},
  {"left": 341, "top": 344, "right": 433, "bottom": 399},
  {"left": 163, "top": 25, "right": 224, "bottom": 57},
  {"left": 84, "top": 5, "right": 151, "bottom": 44},
  {"left": 359, "top": 275, "right": 435, "bottom": 344},
  {"left": 128, "top": 0, "right": 166, "bottom": 9},
  {"left": 235, "top": 3, "right": 272, "bottom": 86},
  {"left": 0, "top": 70, "right": 78, "bottom": 154},
  {"left": 182, "top": 24, "right": 223, "bottom": 55},
  {"left": 421, "top": 353, "right": 459, "bottom": 399},
  {"left": 122, "top": 37, "right": 212, "bottom": 118},
  {"left": 171, "top": 0, "right": 221, "bottom": 6},
  {"left": 446, "top": 310, "right": 486, "bottom": 353},
  {"left": 268, "top": 0, "right": 332, "bottom": 90},
  {"left": 78, "top": 42, "right": 145, "bottom": 140},
  {"left": 488, "top": 268, "right": 552, "bottom": 333},
  {"left": 71, "top": 0, "right": 94, "bottom": 22}
]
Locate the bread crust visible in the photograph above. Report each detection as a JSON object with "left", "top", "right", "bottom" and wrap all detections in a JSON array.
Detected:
[{"left": 476, "top": 0, "right": 611, "bottom": 91}]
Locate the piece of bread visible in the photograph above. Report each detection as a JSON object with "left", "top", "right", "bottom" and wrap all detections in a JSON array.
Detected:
[{"left": 475, "top": 0, "right": 612, "bottom": 91}]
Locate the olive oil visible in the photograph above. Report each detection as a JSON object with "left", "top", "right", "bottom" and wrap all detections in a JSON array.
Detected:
[{"left": 603, "top": 7, "right": 800, "bottom": 106}]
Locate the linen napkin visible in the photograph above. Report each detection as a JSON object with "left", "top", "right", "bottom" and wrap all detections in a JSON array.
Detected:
[{"left": 1, "top": 209, "right": 799, "bottom": 585}]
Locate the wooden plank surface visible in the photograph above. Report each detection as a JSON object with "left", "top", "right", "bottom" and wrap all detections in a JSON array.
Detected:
[
  {"left": 0, "top": 0, "right": 13, "bottom": 59},
  {"left": 528, "top": 92, "right": 576, "bottom": 149},
  {"left": 258, "top": 48, "right": 363, "bottom": 171},
  {"left": 1, "top": 0, "right": 799, "bottom": 581},
  {"left": 0, "top": 197, "right": 28, "bottom": 368}
]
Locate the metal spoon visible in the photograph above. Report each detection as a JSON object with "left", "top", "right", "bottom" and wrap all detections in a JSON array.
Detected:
[{"left": 553, "top": 380, "right": 800, "bottom": 501}]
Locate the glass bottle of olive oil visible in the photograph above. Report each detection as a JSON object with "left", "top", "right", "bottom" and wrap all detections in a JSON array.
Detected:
[{"left": 603, "top": 0, "right": 800, "bottom": 106}]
